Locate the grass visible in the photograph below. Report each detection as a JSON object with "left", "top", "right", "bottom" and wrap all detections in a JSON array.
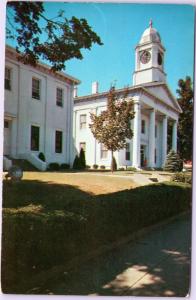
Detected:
[
  {"left": 17, "top": 171, "right": 138, "bottom": 195},
  {"left": 1, "top": 172, "right": 191, "bottom": 294}
]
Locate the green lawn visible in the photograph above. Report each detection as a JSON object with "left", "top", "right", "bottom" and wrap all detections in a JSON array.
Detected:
[{"left": 1, "top": 175, "right": 191, "bottom": 294}]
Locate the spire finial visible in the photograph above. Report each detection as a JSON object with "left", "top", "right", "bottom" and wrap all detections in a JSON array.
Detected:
[{"left": 149, "top": 19, "right": 153, "bottom": 28}]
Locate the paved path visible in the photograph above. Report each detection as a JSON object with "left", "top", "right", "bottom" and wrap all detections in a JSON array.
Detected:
[
  {"left": 43, "top": 214, "right": 191, "bottom": 296},
  {"left": 80, "top": 171, "right": 171, "bottom": 186}
]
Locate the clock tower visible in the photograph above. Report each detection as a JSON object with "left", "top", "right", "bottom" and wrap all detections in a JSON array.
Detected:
[{"left": 133, "top": 20, "right": 166, "bottom": 85}]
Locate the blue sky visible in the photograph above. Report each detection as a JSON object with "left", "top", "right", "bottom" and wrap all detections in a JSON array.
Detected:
[{"left": 6, "top": 2, "right": 195, "bottom": 97}]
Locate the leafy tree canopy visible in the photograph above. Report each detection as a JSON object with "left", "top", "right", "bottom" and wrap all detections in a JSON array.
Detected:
[
  {"left": 177, "top": 76, "right": 193, "bottom": 161},
  {"left": 6, "top": 2, "right": 103, "bottom": 71},
  {"left": 89, "top": 87, "right": 135, "bottom": 171}
]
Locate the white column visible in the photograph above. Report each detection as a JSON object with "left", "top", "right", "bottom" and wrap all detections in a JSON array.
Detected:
[
  {"left": 172, "top": 120, "right": 177, "bottom": 152},
  {"left": 148, "top": 109, "right": 155, "bottom": 168},
  {"left": 162, "top": 115, "right": 168, "bottom": 167},
  {"left": 132, "top": 101, "right": 141, "bottom": 168}
]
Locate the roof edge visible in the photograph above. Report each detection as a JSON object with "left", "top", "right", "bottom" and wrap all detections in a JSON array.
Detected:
[
  {"left": 74, "top": 85, "right": 142, "bottom": 102},
  {"left": 6, "top": 44, "right": 81, "bottom": 85}
]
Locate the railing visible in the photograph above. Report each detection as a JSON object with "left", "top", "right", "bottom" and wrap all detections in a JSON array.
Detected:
[{"left": 18, "top": 153, "right": 47, "bottom": 171}]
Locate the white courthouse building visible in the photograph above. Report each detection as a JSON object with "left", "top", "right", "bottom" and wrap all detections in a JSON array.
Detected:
[
  {"left": 74, "top": 22, "right": 182, "bottom": 169},
  {"left": 4, "top": 45, "right": 80, "bottom": 170}
]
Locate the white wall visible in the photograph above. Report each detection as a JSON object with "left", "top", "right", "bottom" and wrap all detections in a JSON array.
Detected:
[
  {"left": 4, "top": 55, "right": 76, "bottom": 167},
  {"left": 74, "top": 98, "right": 115, "bottom": 167}
]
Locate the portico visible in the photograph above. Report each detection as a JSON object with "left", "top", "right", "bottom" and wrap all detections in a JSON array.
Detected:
[{"left": 131, "top": 97, "right": 178, "bottom": 169}]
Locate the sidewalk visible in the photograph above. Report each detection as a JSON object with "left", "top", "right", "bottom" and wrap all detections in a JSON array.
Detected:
[
  {"left": 80, "top": 171, "right": 171, "bottom": 186},
  {"left": 38, "top": 214, "right": 191, "bottom": 296}
]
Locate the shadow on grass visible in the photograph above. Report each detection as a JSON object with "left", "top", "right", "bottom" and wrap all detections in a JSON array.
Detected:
[{"left": 1, "top": 179, "right": 191, "bottom": 295}]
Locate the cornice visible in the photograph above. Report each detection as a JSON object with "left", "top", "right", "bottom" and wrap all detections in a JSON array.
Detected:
[
  {"left": 5, "top": 45, "right": 80, "bottom": 85},
  {"left": 74, "top": 86, "right": 142, "bottom": 103},
  {"left": 75, "top": 83, "right": 181, "bottom": 114}
]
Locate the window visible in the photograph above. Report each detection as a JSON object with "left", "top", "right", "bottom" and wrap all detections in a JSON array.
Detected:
[
  {"left": 155, "top": 125, "right": 157, "bottom": 138},
  {"left": 155, "top": 148, "right": 157, "bottom": 164},
  {"left": 5, "top": 67, "right": 11, "bottom": 90},
  {"left": 55, "top": 130, "right": 63, "bottom": 153},
  {"left": 56, "top": 87, "right": 63, "bottom": 107},
  {"left": 125, "top": 143, "right": 130, "bottom": 160},
  {"left": 4, "top": 120, "right": 9, "bottom": 128},
  {"left": 141, "top": 120, "right": 145, "bottom": 134},
  {"left": 80, "top": 142, "right": 86, "bottom": 153},
  {"left": 80, "top": 114, "right": 86, "bottom": 129},
  {"left": 101, "top": 144, "right": 108, "bottom": 159},
  {"left": 31, "top": 125, "right": 40, "bottom": 151},
  {"left": 32, "top": 78, "right": 40, "bottom": 100}
]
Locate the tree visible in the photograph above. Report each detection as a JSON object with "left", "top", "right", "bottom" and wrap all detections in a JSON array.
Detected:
[
  {"left": 89, "top": 87, "right": 135, "bottom": 172},
  {"left": 177, "top": 76, "right": 193, "bottom": 161},
  {"left": 6, "top": 2, "right": 103, "bottom": 71},
  {"left": 79, "top": 148, "right": 86, "bottom": 169},
  {"left": 163, "top": 150, "right": 183, "bottom": 172},
  {"left": 73, "top": 155, "right": 81, "bottom": 170}
]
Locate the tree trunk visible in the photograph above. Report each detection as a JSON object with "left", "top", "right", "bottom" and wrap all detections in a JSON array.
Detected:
[{"left": 111, "top": 150, "right": 114, "bottom": 174}]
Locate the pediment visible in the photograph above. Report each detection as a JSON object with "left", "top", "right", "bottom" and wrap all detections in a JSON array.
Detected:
[{"left": 144, "top": 84, "right": 182, "bottom": 112}]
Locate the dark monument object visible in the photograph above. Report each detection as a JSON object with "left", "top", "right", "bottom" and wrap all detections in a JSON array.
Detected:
[{"left": 5, "top": 165, "right": 23, "bottom": 181}]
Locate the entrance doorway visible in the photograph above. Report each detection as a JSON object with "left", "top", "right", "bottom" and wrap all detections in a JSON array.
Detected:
[
  {"left": 140, "top": 145, "right": 147, "bottom": 167},
  {"left": 4, "top": 120, "right": 11, "bottom": 155}
]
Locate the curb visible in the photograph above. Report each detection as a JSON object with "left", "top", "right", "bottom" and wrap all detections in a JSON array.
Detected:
[{"left": 25, "top": 210, "right": 190, "bottom": 293}]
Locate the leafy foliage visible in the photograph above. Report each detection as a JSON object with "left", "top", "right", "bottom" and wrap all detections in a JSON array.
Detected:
[
  {"left": 38, "top": 152, "right": 45, "bottom": 162},
  {"left": 100, "top": 165, "right": 106, "bottom": 170},
  {"left": 2, "top": 179, "right": 191, "bottom": 292},
  {"left": 79, "top": 148, "right": 86, "bottom": 169},
  {"left": 89, "top": 87, "right": 135, "bottom": 172},
  {"left": 73, "top": 155, "right": 81, "bottom": 170},
  {"left": 177, "top": 76, "right": 193, "bottom": 161},
  {"left": 6, "top": 2, "right": 103, "bottom": 71},
  {"left": 48, "top": 162, "right": 60, "bottom": 171},
  {"left": 60, "top": 163, "right": 70, "bottom": 170},
  {"left": 171, "top": 172, "right": 192, "bottom": 184},
  {"left": 164, "top": 150, "right": 183, "bottom": 172},
  {"left": 73, "top": 149, "right": 86, "bottom": 170}
]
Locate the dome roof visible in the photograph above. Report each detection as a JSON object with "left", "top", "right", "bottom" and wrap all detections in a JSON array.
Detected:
[{"left": 139, "top": 20, "right": 161, "bottom": 44}]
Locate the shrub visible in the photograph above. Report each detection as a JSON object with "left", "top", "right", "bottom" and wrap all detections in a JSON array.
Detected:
[
  {"left": 164, "top": 150, "right": 183, "bottom": 172},
  {"left": 111, "top": 157, "right": 117, "bottom": 171},
  {"left": 79, "top": 148, "right": 86, "bottom": 169},
  {"left": 118, "top": 167, "right": 125, "bottom": 171},
  {"left": 60, "top": 163, "right": 70, "bottom": 170},
  {"left": 85, "top": 165, "right": 91, "bottom": 169},
  {"left": 171, "top": 172, "right": 192, "bottom": 184},
  {"left": 2, "top": 180, "right": 191, "bottom": 293},
  {"left": 38, "top": 152, "right": 45, "bottom": 162},
  {"left": 73, "top": 155, "right": 81, "bottom": 170},
  {"left": 100, "top": 165, "right": 105, "bottom": 170},
  {"left": 127, "top": 167, "right": 137, "bottom": 172},
  {"left": 48, "top": 163, "right": 60, "bottom": 171},
  {"left": 93, "top": 164, "right": 98, "bottom": 169}
]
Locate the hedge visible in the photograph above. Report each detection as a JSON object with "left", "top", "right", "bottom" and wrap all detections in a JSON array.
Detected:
[{"left": 2, "top": 181, "right": 191, "bottom": 293}]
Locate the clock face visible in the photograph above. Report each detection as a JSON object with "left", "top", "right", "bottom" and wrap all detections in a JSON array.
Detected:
[
  {"left": 158, "top": 52, "right": 163, "bottom": 65},
  {"left": 140, "top": 50, "right": 151, "bottom": 64}
]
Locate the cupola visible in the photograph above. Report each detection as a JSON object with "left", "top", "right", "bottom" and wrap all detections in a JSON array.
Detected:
[{"left": 133, "top": 20, "right": 166, "bottom": 86}]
